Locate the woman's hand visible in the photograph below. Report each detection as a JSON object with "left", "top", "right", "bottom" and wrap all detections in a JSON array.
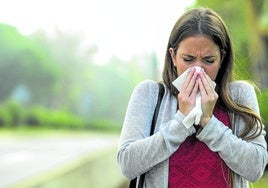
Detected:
[
  {"left": 198, "top": 70, "right": 218, "bottom": 127},
  {"left": 177, "top": 68, "right": 199, "bottom": 116}
]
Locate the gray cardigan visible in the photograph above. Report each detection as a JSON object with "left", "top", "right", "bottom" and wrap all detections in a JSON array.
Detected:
[{"left": 117, "top": 80, "right": 268, "bottom": 188}]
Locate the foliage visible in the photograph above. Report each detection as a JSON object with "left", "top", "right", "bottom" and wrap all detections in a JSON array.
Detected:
[
  {"left": 252, "top": 172, "right": 268, "bottom": 188},
  {"left": 0, "top": 24, "right": 62, "bottom": 104},
  {"left": 4, "top": 101, "right": 24, "bottom": 126},
  {"left": 256, "top": 90, "right": 268, "bottom": 150},
  {"left": 0, "top": 101, "right": 81, "bottom": 129},
  {"left": 0, "top": 23, "right": 157, "bottom": 128},
  {"left": 87, "top": 119, "right": 121, "bottom": 132},
  {"left": 257, "top": 90, "right": 268, "bottom": 126},
  {"left": 191, "top": 1, "right": 250, "bottom": 80},
  {"left": 0, "top": 107, "right": 12, "bottom": 126},
  {"left": 0, "top": 100, "right": 122, "bottom": 131},
  {"left": 87, "top": 55, "right": 153, "bottom": 122},
  {"left": 24, "top": 106, "right": 84, "bottom": 129},
  {"left": 29, "top": 30, "right": 155, "bottom": 124},
  {"left": 193, "top": 0, "right": 268, "bottom": 89}
]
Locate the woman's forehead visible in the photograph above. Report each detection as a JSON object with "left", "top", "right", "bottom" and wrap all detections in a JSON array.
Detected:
[{"left": 177, "top": 35, "right": 220, "bottom": 55}]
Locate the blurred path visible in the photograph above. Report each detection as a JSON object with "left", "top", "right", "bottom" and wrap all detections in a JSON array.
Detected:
[{"left": 0, "top": 134, "right": 118, "bottom": 188}]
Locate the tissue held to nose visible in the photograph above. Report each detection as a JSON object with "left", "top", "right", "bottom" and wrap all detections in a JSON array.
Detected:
[
  {"left": 172, "top": 66, "right": 216, "bottom": 128},
  {"left": 172, "top": 66, "right": 212, "bottom": 91},
  {"left": 193, "top": 66, "right": 202, "bottom": 73}
]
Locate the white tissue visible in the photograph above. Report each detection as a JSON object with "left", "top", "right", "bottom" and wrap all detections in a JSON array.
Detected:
[{"left": 172, "top": 66, "right": 216, "bottom": 129}]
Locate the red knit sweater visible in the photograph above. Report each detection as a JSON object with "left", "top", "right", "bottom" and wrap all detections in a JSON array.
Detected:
[{"left": 169, "top": 107, "right": 231, "bottom": 188}]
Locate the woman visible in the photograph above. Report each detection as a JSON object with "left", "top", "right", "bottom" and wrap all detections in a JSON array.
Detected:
[{"left": 117, "top": 7, "right": 268, "bottom": 188}]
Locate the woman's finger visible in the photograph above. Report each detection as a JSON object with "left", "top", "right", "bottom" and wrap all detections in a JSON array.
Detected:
[
  {"left": 198, "top": 71, "right": 214, "bottom": 95},
  {"left": 182, "top": 69, "right": 198, "bottom": 95}
]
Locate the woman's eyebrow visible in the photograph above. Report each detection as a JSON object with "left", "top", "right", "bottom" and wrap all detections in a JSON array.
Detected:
[
  {"left": 181, "top": 54, "right": 219, "bottom": 58},
  {"left": 203, "top": 55, "right": 217, "bottom": 58},
  {"left": 182, "top": 54, "right": 195, "bottom": 57}
]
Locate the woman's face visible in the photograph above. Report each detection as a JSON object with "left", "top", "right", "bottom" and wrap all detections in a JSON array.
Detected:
[{"left": 169, "top": 35, "right": 221, "bottom": 80}]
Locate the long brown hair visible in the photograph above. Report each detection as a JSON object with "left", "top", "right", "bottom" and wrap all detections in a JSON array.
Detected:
[{"left": 162, "top": 8, "right": 262, "bottom": 140}]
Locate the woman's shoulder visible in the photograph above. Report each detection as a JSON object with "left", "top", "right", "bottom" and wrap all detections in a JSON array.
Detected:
[
  {"left": 132, "top": 79, "right": 161, "bottom": 97},
  {"left": 136, "top": 79, "right": 159, "bottom": 87},
  {"left": 228, "top": 80, "right": 255, "bottom": 91},
  {"left": 228, "top": 80, "right": 257, "bottom": 101},
  {"left": 134, "top": 79, "right": 161, "bottom": 91}
]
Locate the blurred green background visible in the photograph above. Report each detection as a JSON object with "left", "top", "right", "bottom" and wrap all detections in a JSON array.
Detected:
[{"left": 0, "top": 0, "right": 267, "bottom": 188}]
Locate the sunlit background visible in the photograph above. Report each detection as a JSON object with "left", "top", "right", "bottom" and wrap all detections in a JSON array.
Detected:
[
  {"left": 0, "top": 0, "right": 267, "bottom": 188},
  {"left": 0, "top": 0, "right": 194, "bottom": 64}
]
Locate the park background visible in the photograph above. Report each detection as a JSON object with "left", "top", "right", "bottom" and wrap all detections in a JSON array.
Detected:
[{"left": 0, "top": 0, "right": 267, "bottom": 187}]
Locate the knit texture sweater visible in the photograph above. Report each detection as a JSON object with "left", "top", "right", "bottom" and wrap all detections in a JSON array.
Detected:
[
  {"left": 117, "top": 80, "right": 268, "bottom": 188},
  {"left": 169, "top": 107, "right": 231, "bottom": 188}
]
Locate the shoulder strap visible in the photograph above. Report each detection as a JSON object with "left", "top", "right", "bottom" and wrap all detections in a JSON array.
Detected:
[
  {"left": 137, "top": 82, "right": 165, "bottom": 188},
  {"left": 150, "top": 82, "right": 165, "bottom": 135},
  {"left": 129, "top": 82, "right": 165, "bottom": 188}
]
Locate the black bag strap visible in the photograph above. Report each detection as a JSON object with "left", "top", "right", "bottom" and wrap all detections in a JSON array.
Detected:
[
  {"left": 150, "top": 82, "right": 165, "bottom": 135},
  {"left": 129, "top": 82, "right": 165, "bottom": 188}
]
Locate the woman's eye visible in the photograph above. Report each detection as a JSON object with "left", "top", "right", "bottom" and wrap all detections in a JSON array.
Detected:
[
  {"left": 183, "top": 57, "right": 193, "bottom": 62},
  {"left": 206, "top": 60, "right": 214, "bottom": 63},
  {"left": 205, "top": 58, "right": 215, "bottom": 64}
]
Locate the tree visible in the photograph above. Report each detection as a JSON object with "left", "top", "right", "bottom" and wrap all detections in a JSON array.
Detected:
[
  {"left": 0, "top": 24, "right": 61, "bottom": 104},
  {"left": 247, "top": 0, "right": 268, "bottom": 89},
  {"left": 193, "top": 0, "right": 268, "bottom": 88}
]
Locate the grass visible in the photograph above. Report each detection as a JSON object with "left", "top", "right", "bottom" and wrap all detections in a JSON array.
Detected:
[{"left": 0, "top": 126, "right": 119, "bottom": 138}]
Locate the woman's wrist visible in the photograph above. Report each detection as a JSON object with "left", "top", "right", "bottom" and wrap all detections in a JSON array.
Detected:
[{"left": 200, "top": 116, "right": 211, "bottom": 127}]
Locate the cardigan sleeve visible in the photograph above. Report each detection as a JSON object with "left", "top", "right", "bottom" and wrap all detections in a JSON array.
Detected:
[
  {"left": 196, "top": 81, "right": 268, "bottom": 182},
  {"left": 117, "top": 80, "right": 195, "bottom": 180}
]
